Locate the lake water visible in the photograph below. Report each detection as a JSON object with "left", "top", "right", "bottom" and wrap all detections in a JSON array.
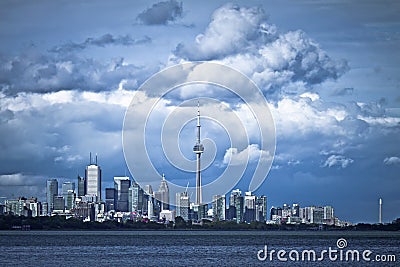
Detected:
[{"left": 0, "top": 230, "right": 399, "bottom": 266}]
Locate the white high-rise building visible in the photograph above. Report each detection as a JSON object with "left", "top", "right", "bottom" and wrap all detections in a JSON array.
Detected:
[
  {"left": 244, "top": 191, "right": 256, "bottom": 209},
  {"left": 85, "top": 154, "right": 101, "bottom": 201}
]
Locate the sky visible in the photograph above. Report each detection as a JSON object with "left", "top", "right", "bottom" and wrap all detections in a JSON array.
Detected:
[{"left": 0, "top": 0, "right": 399, "bottom": 223}]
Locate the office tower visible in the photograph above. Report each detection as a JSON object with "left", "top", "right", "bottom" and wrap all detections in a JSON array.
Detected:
[
  {"left": 228, "top": 189, "right": 239, "bottom": 221},
  {"left": 26, "top": 198, "right": 40, "bottom": 217},
  {"left": 85, "top": 153, "right": 101, "bottom": 201},
  {"left": 193, "top": 102, "right": 204, "bottom": 205},
  {"left": 65, "top": 190, "right": 75, "bottom": 210},
  {"left": 114, "top": 176, "right": 130, "bottom": 212},
  {"left": 41, "top": 202, "right": 48, "bottom": 216},
  {"left": 310, "top": 206, "right": 324, "bottom": 224},
  {"left": 153, "top": 196, "right": 162, "bottom": 218},
  {"left": 155, "top": 174, "right": 169, "bottom": 211},
  {"left": 379, "top": 198, "right": 382, "bottom": 224},
  {"left": 244, "top": 192, "right": 256, "bottom": 223},
  {"left": 197, "top": 203, "right": 208, "bottom": 220},
  {"left": 235, "top": 197, "right": 244, "bottom": 223},
  {"left": 62, "top": 181, "right": 75, "bottom": 208},
  {"left": 270, "top": 206, "right": 277, "bottom": 220},
  {"left": 176, "top": 191, "right": 190, "bottom": 221},
  {"left": 77, "top": 175, "right": 85, "bottom": 197},
  {"left": 212, "top": 195, "right": 226, "bottom": 221},
  {"left": 147, "top": 194, "right": 154, "bottom": 219},
  {"left": 105, "top": 187, "right": 116, "bottom": 212},
  {"left": 129, "top": 181, "right": 145, "bottom": 213},
  {"left": 229, "top": 189, "right": 243, "bottom": 223},
  {"left": 46, "top": 178, "right": 58, "bottom": 214},
  {"left": 292, "top": 203, "right": 300, "bottom": 217},
  {"left": 282, "top": 203, "right": 291, "bottom": 218},
  {"left": 255, "top": 195, "right": 267, "bottom": 222},
  {"left": 143, "top": 184, "right": 153, "bottom": 216},
  {"left": 53, "top": 196, "right": 65, "bottom": 212},
  {"left": 323, "top": 206, "right": 334, "bottom": 220},
  {"left": 143, "top": 185, "right": 153, "bottom": 196}
]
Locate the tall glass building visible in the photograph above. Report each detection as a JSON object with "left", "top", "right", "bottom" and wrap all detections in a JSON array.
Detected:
[
  {"left": 77, "top": 175, "right": 85, "bottom": 197},
  {"left": 46, "top": 178, "right": 58, "bottom": 214},
  {"left": 129, "top": 182, "right": 146, "bottom": 213},
  {"left": 114, "top": 176, "right": 130, "bottom": 212},
  {"left": 176, "top": 191, "right": 190, "bottom": 221},
  {"left": 212, "top": 195, "right": 226, "bottom": 221},
  {"left": 256, "top": 196, "right": 267, "bottom": 222},
  {"left": 62, "top": 181, "right": 75, "bottom": 209}
]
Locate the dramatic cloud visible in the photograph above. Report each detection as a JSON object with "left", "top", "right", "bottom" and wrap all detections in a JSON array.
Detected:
[
  {"left": 137, "top": 0, "right": 183, "bottom": 25},
  {"left": 50, "top": 34, "right": 151, "bottom": 53},
  {"left": 172, "top": 4, "right": 348, "bottom": 97},
  {"left": 0, "top": 88, "right": 135, "bottom": 182},
  {"left": 383, "top": 156, "right": 400, "bottom": 165},
  {"left": 0, "top": 51, "right": 151, "bottom": 95}
]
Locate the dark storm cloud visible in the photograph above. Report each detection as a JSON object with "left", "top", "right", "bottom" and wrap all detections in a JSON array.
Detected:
[
  {"left": 0, "top": 51, "right": 151, "bottom": 95},
  {"left": 137, "top": 0, "right": 183, "bottom": 25},
  {"left": 50, "top": 34, "right": 151, "bottom": 54}
]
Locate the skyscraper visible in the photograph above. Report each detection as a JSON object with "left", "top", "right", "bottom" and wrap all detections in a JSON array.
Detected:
[
  {"left": 176, "top": 191, "right": 190, "bottom": 221},
  {"left": 62, "top": 181, "right": 75, "bottom": 209},
  {"left": 212, "top": 195, "right": 226, "bottom": 221},
  {"left": 77, "top": 175, "right": 85, "bottom": 197},
  {"left": 53, "top": 196, "right": 65, "bottom": 212},
  {"left": 46, "top": 178, "right": 58, "bottom": 214},
  {"left": 144, "top": 185, "right": 154, "bottom": 218},
  {"left": 244, "top": 191, "right": 256, "bottom": 223},
  {"left": 155, "top": 174, "right": 169, "bottom": 211},
  {"left": 256, "top": 196, "right": 267, "bottom": 222},
  {"left": 65, "top": 190, "right": 75, "bottom": 210},
  {"left": 85, "top": 153, "right": 101, "bottom": 201},
  {"left": 114, "top": 176, "right": 130, "bottom": 212},
  {"left": 129, "top": 181, "right": 145, "bottom": 213},
  {"left": 105, "top": 187, "right": 116, "bottom": 212},
  {"left": 229, "top": 189, "right": 243, "bottom": 223},
  {"left": 193, "top": 102, "right": 204, "bottom": 205}
]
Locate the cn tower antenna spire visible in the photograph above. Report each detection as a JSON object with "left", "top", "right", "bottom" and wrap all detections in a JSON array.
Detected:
[{"left": 193, "top": 100, "right": 204, "bottom": 205}]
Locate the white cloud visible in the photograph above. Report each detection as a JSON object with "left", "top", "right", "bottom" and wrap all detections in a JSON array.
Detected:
[
  {"left": 223, "top": 144, "right": 272, "bottom": 166},
  {"left": 357, "top": 115, "right": 400, "bottom": 127},
  {"left": 383, "top": 156, "right": 400, "bottom": 165},
  {"left": 323, "top": 155, "right": 354, "bottom": 168},
  {"left": 172, "top": 4, "right": 348, "bottom": 97},
  {"left": 270, "top": 96, "right": 347, "bottom": 138},
  {"left": 300, "top": 92, "right": 320, "bottom": 101},
  {"left": 175, "top": 4, "right": 267, "bottom": 60}
]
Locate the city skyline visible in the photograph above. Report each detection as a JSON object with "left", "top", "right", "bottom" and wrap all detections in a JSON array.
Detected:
[
  {"left": 4, "top": 172, "right": 353, "bottom": 227},
  {"left": 0, "top": 1, "right": 399, "bottom": 223}
]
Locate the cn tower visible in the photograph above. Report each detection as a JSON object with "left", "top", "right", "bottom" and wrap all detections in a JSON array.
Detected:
[{"left": 193, "top": 101, "right": 204, "bottom": 205}]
